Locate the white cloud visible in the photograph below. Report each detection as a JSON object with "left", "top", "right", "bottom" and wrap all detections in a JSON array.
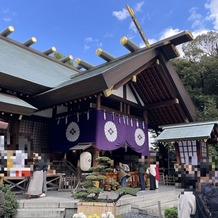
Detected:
[
  {"left": 191, "top": 29, "right": 210, "bottom": 38},
  {"left": 84, "top": 37, "right": 94, "bottom": 43},
  {"left": 129, "top": 21, "right": 137, "bottom": 33},
  {"left": 84, "top": 44, "right": 90, "bottom": 51},
  {"left": 112, "top": 8, "right": 129, "bottom": 21},
  {"left": 134, "top": 2, "right": 144, "bottom": 13},
  {"left": 2, "top": 8, "right": 17, "bottom": 22},
  {"left": 205, "top": 0, "right": 218, "bottom": 30},
  {"left": 3, "top": 17, "right": 11, "bottom": 22},
  {"left": 104, "top": 33, "right": 114, "bottom": 38},
  {"left": 188, "top": 7, "right": 205, "bottom": 29},
  {"left": 159, "top": 27, "right": 181, "bottom": 40},
  {"left": 139, "top": 38, "right": 157, "bottom": 48},
  {"left": 84, "top": 37, "right": 103, "bottom": 51},
  {"left": 112, "top": 2, "right": 144, "bottom": 21}
]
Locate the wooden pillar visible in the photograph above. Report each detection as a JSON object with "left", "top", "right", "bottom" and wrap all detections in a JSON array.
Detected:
[
  {"left": 11, "top": 118, "right": 20, "bottom": 149},
  {"left": 120, "top": 102, "right": 123, "bottom": 112},
  {"left": 174, "top": 142, "right": 180, "bottom": 164},
  {"left": 143, "top": 110, "right": 148, "bottom": 124},
  {"left": 123, "top": 103, "right": 127, "bottom": 114},
  {"left": 92, "top": 147, "right": 100, "bottom": 167},
  {"left": 127, "top": 104, "right": 130, "bottom": 114},
  {"left": 96, "top": 95, "right": 101, "bottom": 110}
]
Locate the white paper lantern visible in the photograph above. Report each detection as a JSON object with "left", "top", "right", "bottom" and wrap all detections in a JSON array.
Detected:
[{"left": 80, "top": 152, "right": 92, "bottom": 171}]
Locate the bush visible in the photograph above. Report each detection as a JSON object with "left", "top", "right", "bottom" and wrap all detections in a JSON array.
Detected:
[
  {"left": 164, "top": 207, "right": 178, "bottom": 218},
  {"left": 72, "top": 156, "right": 138, "bottom": 203},
  {"left": 0, "top": 184, "right": 18, "bottom": 217}
]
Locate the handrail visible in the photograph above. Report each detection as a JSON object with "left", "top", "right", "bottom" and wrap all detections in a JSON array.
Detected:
[{"left": 51, "top": 160, "right": 77, "bottom": 176}]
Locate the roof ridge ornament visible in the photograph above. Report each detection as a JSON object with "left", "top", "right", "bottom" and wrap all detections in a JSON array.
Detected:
[
  {"left": 0, "top": 26, "right": 14, "bottom": 37},
  {"left": 23, "top": 37, "right": 37, "bottom": 47},
  {"left": 75, "top": 58, "right": 94, "bottom": 70},
  {"left": 96, "top": 48, "right": 115, "bottom": 62},
  {"left": 120, "top": 36, "right": 139, "bottom": 52},
  {"left": 60, "top": 55, "right": 73, "bottom": 63},
  {"left": 43, "top": 47, "right": 56, "bottom": 55}
]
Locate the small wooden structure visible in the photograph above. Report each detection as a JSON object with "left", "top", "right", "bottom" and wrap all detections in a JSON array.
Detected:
[
  {"left": 77, "top": 202, "right": 116, "bottom": 217},
  {"left": 156, "top": 121, "right": 218, "bottom": 165}
]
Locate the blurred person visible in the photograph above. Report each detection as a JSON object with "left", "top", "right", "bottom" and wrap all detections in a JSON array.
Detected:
[
  {"left": 155, "top": 161, "right": 160, "bottom": 189},
  {"left": 118, "top": 162, "right": 130, "bottom": 187},
  {"left": 26, "top": 153, "right": 46, "bottom": 199},
  {"left": 138, "top": 158, "right": 146, "bottom": 191}
]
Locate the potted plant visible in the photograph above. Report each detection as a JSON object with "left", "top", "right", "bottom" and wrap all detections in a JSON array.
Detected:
[{"left": 72, "top": 156, "right": 138, "bottom": 217}]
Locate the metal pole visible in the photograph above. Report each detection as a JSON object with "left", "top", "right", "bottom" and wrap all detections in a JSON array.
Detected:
[{"left": 158, "top": 201, "right": 163, "bottom": 218}]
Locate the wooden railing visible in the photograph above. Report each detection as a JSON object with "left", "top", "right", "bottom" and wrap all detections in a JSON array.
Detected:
[
  {"left": 162, "top": 174, "right": 175, "bottom": 185},
  {"left": 58, "top": 174, "right": 78, "bottom": 191}
]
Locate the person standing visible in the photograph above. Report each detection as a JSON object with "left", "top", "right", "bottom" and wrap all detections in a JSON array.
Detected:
[
  {"left": 155, "top": 161, "right": 160, "bottom": 189},
  {"left": 146, "top": 163, "right": 156, "bottom": 190},
  {"left": 138, "top": 158, "right": 146, "bottom": 191},
  {"left": 40, "top": 163, "right": 48, "bottom": 197},
  {"left": 26, "top": 154, "right": 44, "bottom": 199},
  {"left": 118, "top": 162, "right": 130, "bottom": 187}
]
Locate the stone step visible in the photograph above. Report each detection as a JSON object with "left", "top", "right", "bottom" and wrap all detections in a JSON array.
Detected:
[
  {"left": 13, "top": 208, "right": 65, "bottom": 218},
  {"left": 131, "top": 193, "right": 178, "bottom": 209},
  {"left": 18, "top": 197, "right": 77, "bottom": 209},
  {"left": 130, "top": 190, "right": 179, "bottom": 217},
  {"left": 118, "top": 190, "right": 178, "bottom": 206}
]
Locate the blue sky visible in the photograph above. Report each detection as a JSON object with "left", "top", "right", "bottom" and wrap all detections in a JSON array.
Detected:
[{"left": 0, "top": 0, "right": 217, "bottom": 66}]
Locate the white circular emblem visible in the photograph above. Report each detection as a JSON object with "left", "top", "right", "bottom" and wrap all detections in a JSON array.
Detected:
[
  {"left": 104, "top": 121, "right": 117, "bottom": 142},
  {"left": 134, "top": 128, "right": 145, "bottom": 146},
  {"left": 66, "top": 122, "right": 80, "bottom": 142}
]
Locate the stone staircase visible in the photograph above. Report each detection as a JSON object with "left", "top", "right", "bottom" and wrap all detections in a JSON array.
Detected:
[
  {"left": 12, "top": 187, "right": 181, "bottom": 218},
  {"left": 13, "top": 196, "right": 78, "bottom": 218},
  {"left": 130, "top": 190, "right": 180, "bottom": 217}
]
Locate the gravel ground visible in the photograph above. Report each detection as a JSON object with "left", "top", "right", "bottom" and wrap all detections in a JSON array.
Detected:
[{"left": 120, "top": 212, "right": 158, "bottom": 218}]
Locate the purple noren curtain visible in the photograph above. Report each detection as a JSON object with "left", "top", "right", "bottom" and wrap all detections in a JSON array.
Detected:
[
  {"left": 95, "top": 110, "right": 149, "bottom": 156},
  {"left": 51, "top": 109, "right": 149, "bottom": 156}
]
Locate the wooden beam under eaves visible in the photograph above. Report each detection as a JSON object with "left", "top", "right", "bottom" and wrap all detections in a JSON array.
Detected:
[
  {"left": 113, "top": 58, "right": 156, "bottom": 90},
  {"left": 103, "top": 87, "right": 115, "bottom": 97},
  {"left": 145, "top": 98, "right": 179, "bottom": 109},
  {"left": 162, "top": 43, "right": 180, "bottom": 59}
]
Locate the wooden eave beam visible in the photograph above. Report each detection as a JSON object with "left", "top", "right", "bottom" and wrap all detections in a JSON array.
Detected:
[
  {"left": 113, "top": 58, "right": 156, "bottom": 90},
  {"left": 108, "top": 95, "right": 144, "bottom": 110},
  {"left": 128, "top": 83, "right": 143, "bottom": 107},
  {"left": 158, "top": 53, "right": 196, "bottom": 121},
  {"left": 90, "top": 103, "right": 142, "bottom": 120},
  {"left": 145, "top": 98, "right": 179, "bottom": 109},
  {"left": 161, "top": 43, "right": 180, "bottom": 59}
]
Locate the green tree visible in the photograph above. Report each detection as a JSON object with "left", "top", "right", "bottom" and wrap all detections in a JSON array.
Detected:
[{"left": 172, "top": 31, "right": 218, "bottom": 121}]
